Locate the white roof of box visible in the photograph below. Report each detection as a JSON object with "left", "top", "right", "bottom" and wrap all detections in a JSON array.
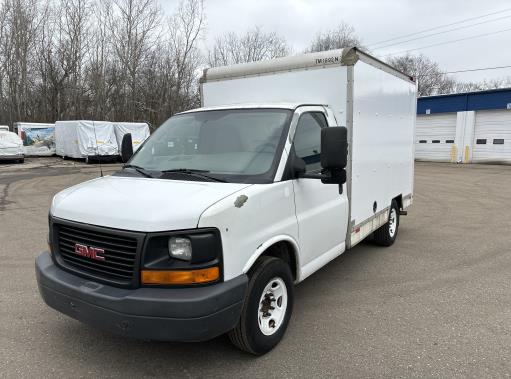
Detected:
[{"left": 200, "top": 47, "right": 414, "bottom": 83}]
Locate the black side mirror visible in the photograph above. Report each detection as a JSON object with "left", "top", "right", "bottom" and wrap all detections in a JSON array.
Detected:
[
  {"left": 320, "top": 127, "right": 348, "bottom": 188},
  {"left": 121, "top": 133, "right": 134, "bottom": 163},
  {"left": 321, "top": 127, "right": 348, "bottom": 171}
]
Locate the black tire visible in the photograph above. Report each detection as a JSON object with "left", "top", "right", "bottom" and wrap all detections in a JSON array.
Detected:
[
  {"left": 228, "top": 256, "right": 294, "bottom": 355},
  {"left": 18, "top": 158, "right": 24, "bottom": 163},
  {"left": 373, "top": 200, "right": 400, "bottom": 246}
]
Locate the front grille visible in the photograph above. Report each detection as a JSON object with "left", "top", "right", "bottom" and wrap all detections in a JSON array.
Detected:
[{"left": 53, "top": 220, "right": 143, "bottom": 287}]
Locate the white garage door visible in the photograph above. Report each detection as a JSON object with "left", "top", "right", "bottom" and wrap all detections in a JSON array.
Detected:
[
  {"left": 415, "top": 113, "right": 457, "bottom": 162},
  {"left": 473, "top": 110, "right": 511, "bottom": 163}
]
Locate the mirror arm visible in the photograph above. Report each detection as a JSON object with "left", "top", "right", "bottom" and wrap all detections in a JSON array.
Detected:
[
  {"left": 297, "top": 170, "right": 344, "bottom": 195},
  {"left": 297, "top": 172, "right": 327, "bottom": 180}
]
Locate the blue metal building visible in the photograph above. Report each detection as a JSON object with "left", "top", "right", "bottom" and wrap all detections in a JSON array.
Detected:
[
  {"left": 415, "top": 88, "right": 511, "bottom": 164},
  {"left": 417, "top": 87, "right": 511, "bottom": 115}
]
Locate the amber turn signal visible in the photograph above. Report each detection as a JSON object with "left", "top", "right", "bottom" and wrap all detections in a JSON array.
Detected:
[{"left": 141, "top": 267, "right": 220, "bottom": 285}]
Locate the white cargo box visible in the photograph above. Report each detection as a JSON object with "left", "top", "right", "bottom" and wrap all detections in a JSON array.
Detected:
[
  {"left": 55, "top": 121, "right": 118, "bottom": 159},
  {"left": 113, "top": 122, "right": 150, "bottom": 152},
  {"left": 14, "top": 122, "right": 55, "bottom": 156},
  {"left": 201, "top": 47, "right": 417, "bottom": 248}
]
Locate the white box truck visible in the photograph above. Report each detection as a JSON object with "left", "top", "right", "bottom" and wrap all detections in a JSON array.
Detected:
[
  {"left": 36, "top": 48, "right": 416, "bottom": 355},
  {"left": 55, "top": 120, "right": 118, "bottom": 161}
]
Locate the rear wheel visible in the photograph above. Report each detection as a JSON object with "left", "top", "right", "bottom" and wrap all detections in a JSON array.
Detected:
[
  {"left": 228, "top": 256, "right": 294, "bottom": 355},
  {"left": 373, "top": 200, "right": 399, "bottom": 246}
]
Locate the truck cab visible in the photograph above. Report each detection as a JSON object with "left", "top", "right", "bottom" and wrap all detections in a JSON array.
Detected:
[{"left": 36, "top": 48, "right": 416, "bottom": 355}]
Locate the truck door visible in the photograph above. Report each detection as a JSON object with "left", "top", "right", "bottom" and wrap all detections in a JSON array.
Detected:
[{"left": 290, "top": 106, "right": 349, "bottom": 272}]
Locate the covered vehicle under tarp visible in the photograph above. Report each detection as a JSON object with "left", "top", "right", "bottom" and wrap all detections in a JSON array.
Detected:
[
  {"left": 55, "top": 121, "right": 118, "bottom": 159},
  {"left": 14, "top": 122, "right": 55, "bottom": 156},
  {"left": 0, "top": 131, "right": 24, "bottom": 161},
  {"left": 113, "top": 122, "right": 150, "bottom": 152}
]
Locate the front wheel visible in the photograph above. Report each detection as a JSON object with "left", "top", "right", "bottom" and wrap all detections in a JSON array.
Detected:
[
  {"left": 228, "top": 256, "right": 294, "bottom": 355},
  {"left": 373, "top": 200, "right": 400, "bottom": 246}
]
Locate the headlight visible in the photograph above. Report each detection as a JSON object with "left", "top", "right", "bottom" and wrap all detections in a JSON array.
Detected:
[
  {"left": 142, "top": 228, "right": 223, "bottom": 285},
  {"left": 168, "top": 237, "right": 192, "bottom": 261}
]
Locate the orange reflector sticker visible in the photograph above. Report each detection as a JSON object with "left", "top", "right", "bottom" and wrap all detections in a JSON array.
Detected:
[{"left": 141, "top": 267, "right": 220, "bottom": 285}]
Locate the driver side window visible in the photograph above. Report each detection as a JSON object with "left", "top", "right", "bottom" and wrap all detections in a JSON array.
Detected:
[{"left": 293, "top": 112, "right": 328, "bottom": 172}]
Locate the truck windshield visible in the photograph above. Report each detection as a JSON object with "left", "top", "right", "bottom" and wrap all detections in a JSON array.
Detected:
[{"left": 128, "top": 109, "right": 292, "bottom": 183}]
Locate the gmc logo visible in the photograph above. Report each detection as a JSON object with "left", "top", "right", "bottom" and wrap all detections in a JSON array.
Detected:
[{"left": 74, "top": 244, "right": 105, "bottom": 261}]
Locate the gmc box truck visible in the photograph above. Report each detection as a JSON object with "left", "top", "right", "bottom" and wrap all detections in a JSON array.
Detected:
[{"left": 36, "top": 47, "right": 417, "bottom": 355}]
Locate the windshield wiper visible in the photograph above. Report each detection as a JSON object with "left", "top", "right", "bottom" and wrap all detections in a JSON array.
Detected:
[
  {"left": 160, "top": 168, "right": 227, "bottom": 182},
  {"left": 122, "top": 164, "right": 154, "bottom": 178}
]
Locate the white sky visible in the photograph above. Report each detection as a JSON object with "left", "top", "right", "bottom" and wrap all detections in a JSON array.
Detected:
[{"left": 162, "top": 0, "right": 511, "bottom": 84}]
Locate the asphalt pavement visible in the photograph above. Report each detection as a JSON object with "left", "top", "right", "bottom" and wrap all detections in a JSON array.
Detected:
[{"left": 0, "top": 158, "right": 510, "bottom": 378}]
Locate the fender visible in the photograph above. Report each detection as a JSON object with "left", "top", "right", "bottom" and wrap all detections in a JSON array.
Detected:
[{"left": 242, "top": 234, "right": 302, "bottom": 283}]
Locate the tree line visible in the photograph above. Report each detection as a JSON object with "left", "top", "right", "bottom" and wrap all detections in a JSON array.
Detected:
[
  {"left": 0, "top": 0, "right": 204, "bottom": 128},
  {"left": 0, "top": 0, "right": 508, "bottom": 128}
]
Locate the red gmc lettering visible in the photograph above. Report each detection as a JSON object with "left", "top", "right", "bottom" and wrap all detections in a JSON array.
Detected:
[{"left": 74, "top": 244, "right": 105, "bottom": 261}]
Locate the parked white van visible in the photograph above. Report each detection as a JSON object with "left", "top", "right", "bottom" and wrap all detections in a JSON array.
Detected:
[{"left": 36, "top": 48, "right": 417, "bottom": 354}]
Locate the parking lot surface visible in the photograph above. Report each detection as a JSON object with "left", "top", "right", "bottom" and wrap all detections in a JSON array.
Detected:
[{"left": 1, "top": 158, "right": 510, "bottom": 378}]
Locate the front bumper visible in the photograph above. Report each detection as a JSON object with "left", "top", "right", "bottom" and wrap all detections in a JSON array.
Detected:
[{"left": 36, "top": 252, "right": 248, "bottom": 341}]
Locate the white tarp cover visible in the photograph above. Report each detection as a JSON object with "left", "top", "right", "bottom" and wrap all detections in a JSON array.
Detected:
[
  {"left": 55, "top": 120, "right": 118, "bottom": 158},
  {"left": 0, "top": 131, "right": 24, "bottom": 157},
  {"left": 113, "top": 122, "right": 150, "bottom": 152},
  {"left": 15, "top": 123, "right": 55, "bottom": 156}
]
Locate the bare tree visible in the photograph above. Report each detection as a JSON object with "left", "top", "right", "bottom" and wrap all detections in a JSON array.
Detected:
[
  {"left": 36, "top": 0, "right": 92, "bottom": 120},
  {"left": 453, "top": 77, "right": 511, "bottom": 93},
  {"left": 386, "top": 54, "right": 456, "bottom": 96},
  {"left": 108, "top": 0, "right": 162, "bottom": 120},
  {"left": 166, "top": 0, "right": 204, "bottom": 113},
  {"left": 306, "top": 23, "right": 364, "bottom": 53},
  {"left": 86, "top": 0, "right": 114, "bottom": 120},
  {"left": 208, "top": 26, "right": 290, "bottom": 67},
  {"left": 0, "top": 0, "right": 43, "bottom": 124}
]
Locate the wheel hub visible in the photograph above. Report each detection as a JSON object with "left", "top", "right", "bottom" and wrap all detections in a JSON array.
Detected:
[
  {"left": 389, "top": 208, "right": 397, "bottom": 237},
  {"left": 258, "top": 277, "right": 288, "bottom": 336}
]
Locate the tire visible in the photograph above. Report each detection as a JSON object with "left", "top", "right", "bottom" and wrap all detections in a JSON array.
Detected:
[
  {"left": 228, "top": 256, "right": 294, "bottom": 355},
  {"left": 373, "top": 200, "right": 400, "bottom": 246},
  {"left": 18, "top": 158, "right": 24, "bottom": 163}
]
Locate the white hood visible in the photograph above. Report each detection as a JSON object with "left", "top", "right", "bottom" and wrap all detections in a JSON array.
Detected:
[{"left": 51, "top": 175, "right": 251, "bottom": 232}]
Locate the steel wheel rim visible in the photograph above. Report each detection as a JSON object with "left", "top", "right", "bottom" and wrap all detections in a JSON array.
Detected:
[
  {"left": 389, "top": 208, "right": 397, "bottom": 237},
  {"left": 257, "top": 277, "right": 288, "bottom": 336}
]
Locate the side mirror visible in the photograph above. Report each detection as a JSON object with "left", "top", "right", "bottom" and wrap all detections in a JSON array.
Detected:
[
  {"left": 121, "top": 133, "right": 134, "bottom": 163},
  {"left": 321, "top": 127, "right": 348, "bottom": 170},
  {"left": 320, "top": 127, "right": 348, "bottom": 186}
]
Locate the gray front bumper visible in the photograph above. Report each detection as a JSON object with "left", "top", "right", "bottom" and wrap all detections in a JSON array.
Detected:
[{"left": 36, "top": 252, "right": 248, "bottom": 341}]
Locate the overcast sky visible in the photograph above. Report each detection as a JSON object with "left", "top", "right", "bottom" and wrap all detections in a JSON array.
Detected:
[{"left": 163, "top": 0, "right": 511, "bottom": 84}]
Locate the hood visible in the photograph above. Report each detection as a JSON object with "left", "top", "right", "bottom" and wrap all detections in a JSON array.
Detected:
[{"left": 51, "top": 175, "right": 252, "bottom": 232}]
